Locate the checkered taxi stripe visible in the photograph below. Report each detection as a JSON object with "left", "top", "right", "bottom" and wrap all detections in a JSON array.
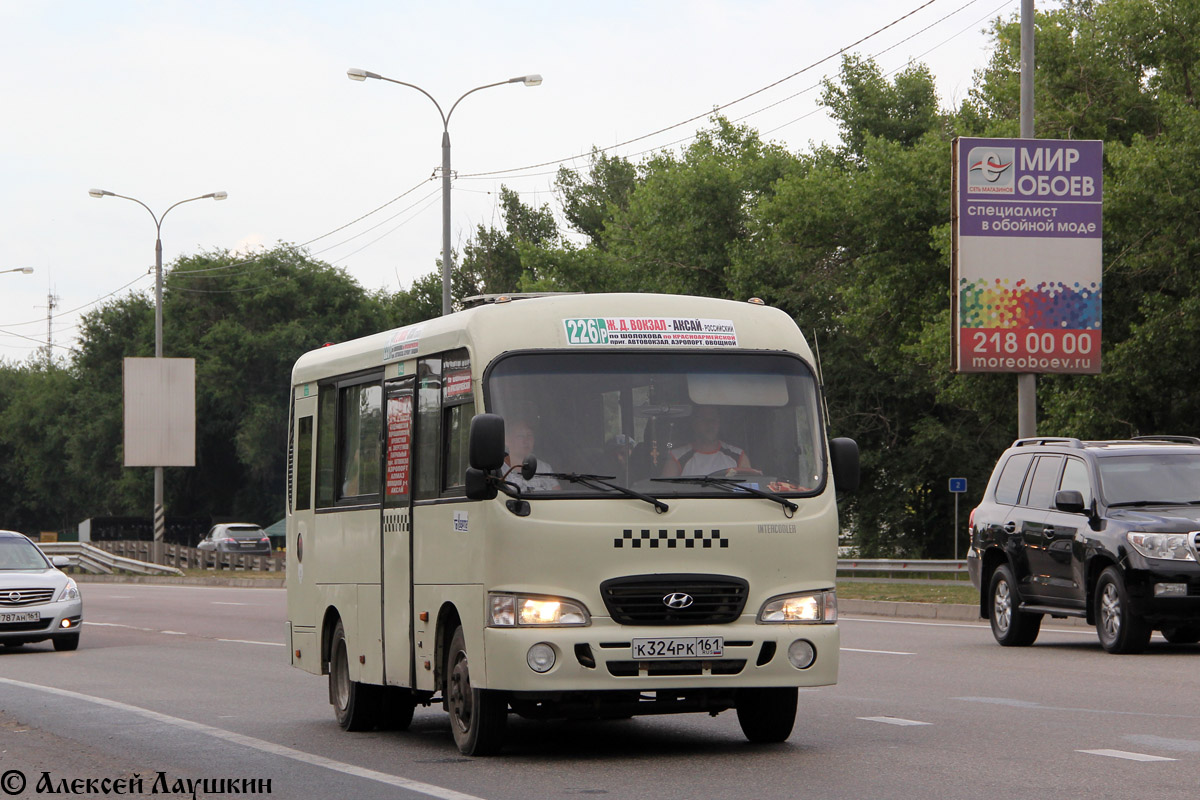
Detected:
[
  {"left": 614, "top": 529, "right": 727, "bottom": 549},
  {"left": 383, "top": 512, "right": 411, "bottom": 534}
]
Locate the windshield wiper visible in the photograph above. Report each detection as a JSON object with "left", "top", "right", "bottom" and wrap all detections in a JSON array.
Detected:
[
  {"left": 652, "top": 475, "right": 798, "bottom": 514},
  {"left": 542, "top": 473, "right": 669, "bottom": 514}
]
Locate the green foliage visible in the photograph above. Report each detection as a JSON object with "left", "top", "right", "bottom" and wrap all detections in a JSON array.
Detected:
[
  {"left": 0, "top": 246, "right": 400, "bottom": 533},
  {"left": 457, "top": 186, "right": 559, "bottom": 296}
]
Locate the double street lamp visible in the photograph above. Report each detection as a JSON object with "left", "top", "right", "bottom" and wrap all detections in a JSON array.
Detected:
[
  {"left": 346, "top": 68, "right": 542, "bottom": 315},
  {"left": 88, "top": 188, "right": 227, "bottom": 544}
]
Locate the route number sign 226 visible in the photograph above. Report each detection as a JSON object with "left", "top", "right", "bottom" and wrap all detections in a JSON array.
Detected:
[{"left": 564, "top": 318, "right": 609, "bottom": 345}]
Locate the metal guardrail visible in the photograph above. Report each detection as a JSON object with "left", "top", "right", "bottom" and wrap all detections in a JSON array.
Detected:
[
  {"left": 837, "top": 559, "right": 968, "bottom": 573},
  {"left": 39, "top": 542, "right": 185, "bottom": 577},
  {"left": 98, "top": 540, "right": 285, "bottom": 573}
]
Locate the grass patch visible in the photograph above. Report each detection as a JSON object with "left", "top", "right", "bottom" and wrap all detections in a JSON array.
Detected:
[{"left": 837, "top": 582, "right": 979, "bottom": 604}]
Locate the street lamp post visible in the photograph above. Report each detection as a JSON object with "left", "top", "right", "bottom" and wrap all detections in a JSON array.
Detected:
[
  {"left": 2, "top": 267, "right": 34, "bottom": 275},
  {"left": 88, "top": 188, "right": 227, "bottom": 546},
  {"left": 347, "top": 68, "right": 542, "bottom": 316}
]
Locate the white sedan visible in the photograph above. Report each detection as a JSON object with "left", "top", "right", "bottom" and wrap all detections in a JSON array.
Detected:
[{"left": 0, "top": 530, "right": 83, "bottom": 651}]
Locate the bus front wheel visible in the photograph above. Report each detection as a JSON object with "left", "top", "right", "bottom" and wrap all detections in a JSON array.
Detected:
[
  {"left": 445, "top": 625, "right": 507, "bottom": 755},
  {"left": 329, "top": 619, "right": 380, "bottom": 731},
  {"left": 736, "top": 687, "right": 797, "bottom": 743}
]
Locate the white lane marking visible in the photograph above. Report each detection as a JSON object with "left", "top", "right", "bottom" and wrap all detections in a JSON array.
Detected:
[
  {"left": 212, "top": 602, "right": 252, "bottom": 606},
  {"left": 841, "top": 647, "right": 915, "bottom": 655},
  {"left": 1077, "top": 749, "right": 1176, "bottom": 762},
  {"left": 84, "top": 622, "right": 154, "bottom": 631},
  {"left": 216, "top": 638, "right": 285, "bottom": 647},
  {"left": 0, "top": 677, "right": 485, "bottom": 800},
  {"left": 161, "top": 631, "right": 188, "bottom": 636},
  {"left": 858, "top": 716, "right": 931, "bottom": 726}
]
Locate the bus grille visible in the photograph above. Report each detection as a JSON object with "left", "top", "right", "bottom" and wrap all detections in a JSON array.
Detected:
[{"left": 599, "top": 574, "right": 749, "bottom": 625}]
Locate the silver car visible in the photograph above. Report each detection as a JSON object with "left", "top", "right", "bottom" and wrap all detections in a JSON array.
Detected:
[
  {"left": 196, "top": 523, "right": 272, "bottom": 554},
  {"left": 0, "top": 530, "right": 83, "bottom": 651}
]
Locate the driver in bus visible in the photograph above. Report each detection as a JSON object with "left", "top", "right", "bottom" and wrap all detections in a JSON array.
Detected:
[
  {"left": 504, "top": 418, "right": 561, "bottom": 491},
  {"left": 661, "top": 405, "right": 752, "bottom": 477}
]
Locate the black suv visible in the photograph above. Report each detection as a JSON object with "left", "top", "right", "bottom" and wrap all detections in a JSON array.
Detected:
[{"left": 968, "top": 437, "right": 1200, "bottom": 654}]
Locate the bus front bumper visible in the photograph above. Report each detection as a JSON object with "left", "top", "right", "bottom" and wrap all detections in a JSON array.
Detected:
[{"left": 481, "top": 618, "right": 838, "bottom": 693}]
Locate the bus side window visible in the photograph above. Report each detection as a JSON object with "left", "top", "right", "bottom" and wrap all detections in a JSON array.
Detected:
[
  {"left": 415, "top": 356, "right": 443, "bottom": 501},
  {"left": 338, "top": 381, "right": 382, "bottom": 499},
  {"left": 316, "top": 385, "right": 337, "bottom": 507},
  {"left": 295, "top": 416, "right": 313, "bottom": 511},
  {"left": 442, "top": 350, "right": 473, "bottom": 493}
]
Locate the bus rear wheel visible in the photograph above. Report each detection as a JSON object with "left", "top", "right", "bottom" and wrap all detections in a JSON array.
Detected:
[
  {"left": 446, "top": 625, "right": 507, "bottom": 755},
  {"left": 736, "top": 687, "right": 797, "bottom": 743},
  {"left": 330, "top": 619, "right": 381, "bottom": 731}
]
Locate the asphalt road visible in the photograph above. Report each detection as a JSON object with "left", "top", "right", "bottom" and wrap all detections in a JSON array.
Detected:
[{"left": 0, "top": 583, "right": 1196, "bottom": 800}]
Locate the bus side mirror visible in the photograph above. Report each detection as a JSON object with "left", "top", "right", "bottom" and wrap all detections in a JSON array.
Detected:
[
  {"left": 469, "top": 413, "right": 506, "bottom": 471},
  {"left": 830, "top": 437, "right": 860, "bottom": 492},
  {"left": 465, "top": 467, "right": 498, "bottom": 500}
]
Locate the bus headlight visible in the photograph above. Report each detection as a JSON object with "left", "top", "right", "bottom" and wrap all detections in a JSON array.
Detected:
[
  {"left": 758, "top": 590, "right": 837, "bottom": 623},
  {"left": 488, "top": 593, "right": 591, "bottom": 627}
]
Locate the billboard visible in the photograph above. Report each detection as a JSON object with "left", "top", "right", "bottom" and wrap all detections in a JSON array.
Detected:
[
  {"left": 952, "top": 138, "right": 1103, "bottom": 374},
  {"left": 123, "top": 357, "right": 196, "bottom": 467}
]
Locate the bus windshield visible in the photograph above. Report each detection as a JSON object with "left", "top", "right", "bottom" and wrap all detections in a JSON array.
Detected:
[{"left": 486, "top": 351, "right": 826, "bottom": 497}]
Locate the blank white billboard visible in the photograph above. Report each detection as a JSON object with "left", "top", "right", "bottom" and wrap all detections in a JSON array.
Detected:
[{"left": 123, "top": 357, "right": 196, "bottom": 467}]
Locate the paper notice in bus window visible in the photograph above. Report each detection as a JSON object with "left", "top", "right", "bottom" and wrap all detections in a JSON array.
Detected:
[
  {"left": 385, "top": 394, "right": 413, "bottom": 497},
  {"left": 444, "top": 369, "right": 472, "bottom": 399},
  {"left": 563, "top": 318, "right": 738, "bottom": 347}
]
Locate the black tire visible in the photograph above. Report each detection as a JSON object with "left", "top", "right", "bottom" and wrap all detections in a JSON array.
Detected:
[
  {"left": 1095, "top": 567, "right": 1151, "bottom": 654},
  {"left": 329, "top": 619, "right": 382, "bottom": 730},
  {"left": 1159, "top": 624, "right": 1200, "bottom": 645},
  {"left": 52, "top": 633, "right": 80, "bottom": 652},
  {"left": 736, "top": 687, "right": 797, "bottom": 743},
  {"left": 380, "top": 686, "right": 417, "bottom": 731},
  {"left": 445, "top": 625, "right": 507, "bottom": 756},
  {"left": 988, "top": 564, "right": 1042, "bottom": 646}
]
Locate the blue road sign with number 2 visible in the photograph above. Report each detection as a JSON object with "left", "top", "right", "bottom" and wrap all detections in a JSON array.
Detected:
[{"left": 949, "top": 478, "right": 967, "bottom": 493}]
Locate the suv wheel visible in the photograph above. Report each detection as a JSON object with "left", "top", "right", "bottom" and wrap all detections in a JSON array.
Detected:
[
  {"left": 1095, "top": 566, "right": 1151, "bottom": 654},
  {"left": 988, "top": 564, "right": 1042, "bottom": 646}
]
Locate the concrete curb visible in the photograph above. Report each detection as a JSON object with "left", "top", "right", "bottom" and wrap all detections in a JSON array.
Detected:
[
  {"left": 840, "top": 598, "right": 981, "bottom": 621},
  {"left": 840, "top": 598, "right": 1093, "bottom": 628},
  {"left": 76, "top": 574, "right": 285, "bottom": 589}
]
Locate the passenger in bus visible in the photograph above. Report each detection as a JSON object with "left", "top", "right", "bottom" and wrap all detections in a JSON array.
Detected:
[
  {"left": 504, "top": 418, "right": 561, "bottom": 492},
  {"left": 661, "top": 405, "right": 752, "bottom": 477}
]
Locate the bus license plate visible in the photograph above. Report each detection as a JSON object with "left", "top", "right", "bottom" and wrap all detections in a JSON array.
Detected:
[
  {"left": 0, "top": 612, "right": 40, "bottom": 623},
  {"left": 631, "top": 637, "right": 723, "bottom": 660}
]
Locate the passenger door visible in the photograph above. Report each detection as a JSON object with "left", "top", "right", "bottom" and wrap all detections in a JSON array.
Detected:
[
  {"left": 381, "top": 377, "right": 416, "bottom": 688},
  {"left": 1016, "top": 455, "right": 1064, "bottom": 602},
  {"left": 1039, "top": 456, "right": 1092, "bottom": 607}
]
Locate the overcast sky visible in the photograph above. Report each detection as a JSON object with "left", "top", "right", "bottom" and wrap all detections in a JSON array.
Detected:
[{"left": 0, "top": 0, "right": 1029, "bottom": 363}]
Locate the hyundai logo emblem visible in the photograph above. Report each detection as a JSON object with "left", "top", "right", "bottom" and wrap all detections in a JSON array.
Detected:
[{"left": 663, "top": 592, "right": 694, "bottom": 609}]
